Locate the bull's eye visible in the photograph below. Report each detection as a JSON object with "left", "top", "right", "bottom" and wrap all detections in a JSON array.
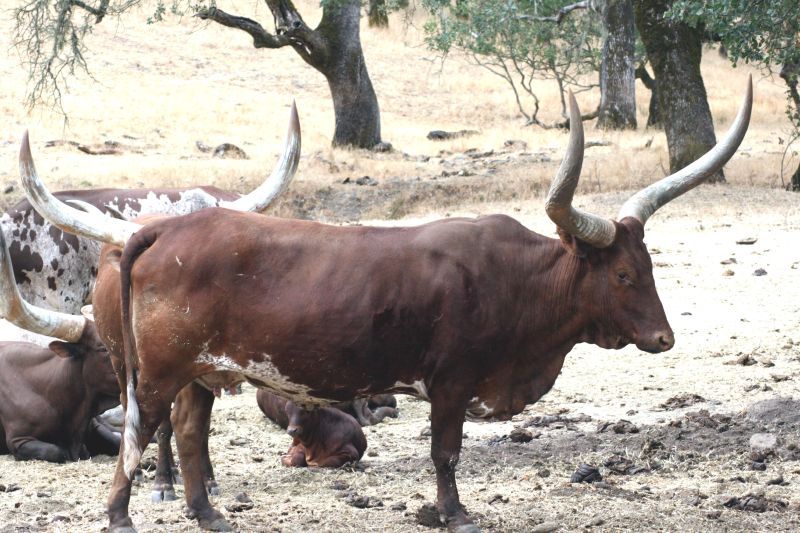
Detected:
[{"left": 617, "top": 271, "right": 631, "bottom": 284}]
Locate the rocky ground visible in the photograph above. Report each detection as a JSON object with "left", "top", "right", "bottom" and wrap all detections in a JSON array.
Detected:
[{"left": 0, "top": 186, "right": 798, "bottom": 532}]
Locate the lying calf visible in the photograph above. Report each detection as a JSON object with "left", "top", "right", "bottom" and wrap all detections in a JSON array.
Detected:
[{"left": 257, "top": 390, "right": 367, "bottom": 468}]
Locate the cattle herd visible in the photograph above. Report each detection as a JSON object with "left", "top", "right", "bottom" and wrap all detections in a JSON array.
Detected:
[{"left": 0, "top": 78, "right": 753, "bottom": 532}]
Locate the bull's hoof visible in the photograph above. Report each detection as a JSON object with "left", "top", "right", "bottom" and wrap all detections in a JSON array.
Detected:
[
  {"left": 150, "top": 488, "right": 177, "bottom": 502},
  {"left": 199, "top": 517, "right": 233, "bottom": 531}
]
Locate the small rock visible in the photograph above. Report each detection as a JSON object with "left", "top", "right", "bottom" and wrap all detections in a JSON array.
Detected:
[
  {"left": 771, "top": 374, "right": 789, "bottom": 382},
  {"left": 611, "top": 419, "right": 639, "bottom": 434},
  {"left": 722, "top": 492, "right": 787, "bottom": 512},
  {"left": 390, "top": 502, "right": 407, "bottom": 511},
  {"left": 509, "top": 428, "right": 534, "bottom": 443},
  {"left": 331, "top": 480, "right": 349, "bottom": 491},
  {"left": 706, "top": 510, "right": 722, "bottom": 519},
  {"left": 195, "top": 140, "right": 212, "bottom": 153},
  {"left": 419, "top": 426, "right": 432, "bottom": 438},
  {"left": 733, "top": 354, "right": 757, "bottom": 366},
  {"left": 585, "top": 516, "right": 604, "bottom": 527},
  {"left": 720, "top": 257, "right": 737, "bottom": 265},
  {"left": 346, "top": 494, "right": 383, "bottom": 509},
  {"left": 750, "top": 461, "right": 767, "bottom": 471},
  {"left": 224, "top": 492, "right": 254, "bottom": 512},
  {"left": 537, "top": 468, "right": 551, "bottom": 478},
  {"left": 487, "top": 493, "right": 508, "bottom": 505},
  {"left": 50, "top": 515, "right": 70, "bottom": 523},
  {"left": 355, "top": 175, "right": 377, "bottom": 186},
  {"left": 415, "top": 502, "right": 444, "bottom": 528},
  {"left": 372, "top": 141, "right": 393, "bottom": 152},
  {"left": 251, "top": 455, "right": 264, "bottom": 463},
  {"left": 570, "top": 464, "right": 602, "bottom": 483},
  {"left": 229, "top": 436, "right": 248, "bottom": 446},
  {"left": 753, "top": 268, "right": 767, "bottom": 276},
  {"left": 367, "top": 450, "right": 379, "bottom": 457},
  {"left": 36, "top": 491, "right": 50, "bottom": 498},
  {"left": 427, "top": 129, "right": 479, "bottom": 141},
  {"left": 5, "top": 484, "right": 21, "bottom": 492},
  {"left": 531, "top": 522, "right": 560, "bottom": 533},
  {"left": 766, "top": 475, "right": 784, "bottom": 485},
  {"left": 212, "top": 143, "right": 248, "bottom": 159},
  {"left": 659, "top": 393, "right": 705, "bottom": 409},
  {"left": 750, "top": 433, "right": 779, "bottom": 461},
  {"left": 3, "top": 184, "right": 14, "bottom": 194},
  {"left": 736, "top": 237, "right": 757, "bottom": 245},
  {"left": 722, "top": 269, "right": 735, "bottom": 276}
]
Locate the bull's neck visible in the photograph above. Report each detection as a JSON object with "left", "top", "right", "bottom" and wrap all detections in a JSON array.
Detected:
[{"left": 517, "top": 233, "right": 593, "bottom": 352}]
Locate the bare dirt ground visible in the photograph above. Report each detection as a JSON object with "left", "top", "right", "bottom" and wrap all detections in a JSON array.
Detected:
[
  {"left": 0, "top": 1, "right": 799, "bottom": 531},
  {"left": 0, "top": 187, "right": 798, "bottom": 532}
]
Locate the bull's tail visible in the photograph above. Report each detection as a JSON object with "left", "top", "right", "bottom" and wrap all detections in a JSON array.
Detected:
[{"left": 119, "top": 225, "right": 159, "bottom": 479}]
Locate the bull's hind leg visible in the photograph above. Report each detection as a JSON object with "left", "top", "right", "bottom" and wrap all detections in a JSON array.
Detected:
[
  {"left": 172, "top": 382, "right": 230, "bottom": 531},
  {"left": 12, "top": 439, "right": 68, "bottom": 463},
  {"left": 430, "top": 390, "right": 479, "bottom": 533},
  {"left": 151, "top": 419, "right": 178, "bottom": 502},
  {"left": 107, "top": 381, "right": 173, "bottom": 533}
]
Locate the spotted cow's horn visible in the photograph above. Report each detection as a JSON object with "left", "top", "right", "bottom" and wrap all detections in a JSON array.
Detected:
[
  {"left": 545, "top": 91, "right": 617, "bottom": 248},
  {"left": 618, "top": 75, "right": 753, "bottom": 225},
  {"left": 19, "top": 131, "right": 142, "bottom": 248},
  {"left": 221, "top": 101, "right": 301, "bottom": 213},
  {"left": 0, "top": 229, "right": 86, "bottom": 341}
]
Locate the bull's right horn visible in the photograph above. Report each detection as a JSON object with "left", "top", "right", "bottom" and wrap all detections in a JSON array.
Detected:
[
  {"left": 618, "top": 75, "right": 753, "bottom": 224},
  {"left": 221, "top": 101, "right": 301, "bottom": 213},
  {"left": 19, "top": 132, "right": 143, "bottom": 248},
  {"left": 0, "top": 229, "right": 86, "bottom": 341},
  {"left": 545, "top": 92, "right": 617, "bottom": 248}
]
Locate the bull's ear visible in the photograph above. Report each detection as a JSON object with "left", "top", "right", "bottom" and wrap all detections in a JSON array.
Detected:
[
  {"left": 556, "top": 227, "right": 592, "bottom": 258},
  {"left": 48, "top": 340, "right": 82, "bottom": 358}
]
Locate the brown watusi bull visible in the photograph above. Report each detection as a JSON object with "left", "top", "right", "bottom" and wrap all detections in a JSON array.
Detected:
[
  {"left": 20, "top": 80, "right": 752, "bottom": 533},
  {"left": 0, "top": 229, "right": 119, "bottom": 462},
  {"left": 257, "top": 390, "right": 367, "bottom": 467}
]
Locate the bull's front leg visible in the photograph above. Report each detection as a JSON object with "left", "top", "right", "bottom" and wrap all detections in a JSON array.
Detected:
[
  {"left": 172, "top": 382, "right": 230, "bottom": 531},
  {"left": 430, "top": 393, "right": 478, "bottom": 533},
  {"left": 151, "top": 419, "right": 178, "bottom": 502}
]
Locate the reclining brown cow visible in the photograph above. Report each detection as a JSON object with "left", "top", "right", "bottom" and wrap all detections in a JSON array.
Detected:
[
  {"left": 257, "top": 390, "right": 367, "bottom": 467},
  {"left": 20, "top": 79, "right": 752, "bottom": 533},
  {"left": 0, "top": 230, "right": 119, "bottom": 462}
]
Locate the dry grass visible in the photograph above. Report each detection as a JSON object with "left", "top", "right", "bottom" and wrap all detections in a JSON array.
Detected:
[{"left": 0, "top": 1, "right": 794, "bottom": 216}]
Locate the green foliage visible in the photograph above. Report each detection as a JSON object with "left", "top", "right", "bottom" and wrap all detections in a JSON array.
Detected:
[
  {"left": 668, "top": 1, "right": 800, "bottom": 127},
  {"left": 669, "top": 0, "right": 800, "bottom": 188},
  {"left": 422, "top": 1, "right": 603, "bottom": 126}
]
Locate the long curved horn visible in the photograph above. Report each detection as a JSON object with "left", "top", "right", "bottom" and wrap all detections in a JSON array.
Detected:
[
  {"left": 0, "top": 230, "right": 86, "bottom": 341},
  {"left": 221, "top": 101, "right": 301, "bottom": 212},
  {"left": 545, "top": 92, "right": 617, "bottom": 248},
  {"left": 618, "top": 75, "right": 753, "bottom": 224},
  {"left": 19, "top": 132, "right": 142, "bottom": 248}
]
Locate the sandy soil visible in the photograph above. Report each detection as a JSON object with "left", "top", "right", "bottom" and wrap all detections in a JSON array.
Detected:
[{"left": 0, "top": 186, "right": 797, "bottom": 532}]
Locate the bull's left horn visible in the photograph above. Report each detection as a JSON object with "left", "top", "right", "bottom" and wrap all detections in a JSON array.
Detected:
[
  {"left": 19, "top": 131, "right": 142, "bottom": 247},
  {"left": 545, "top": 92, "right": 616, "bottom": 248},
  {"left": 0, "top": 229, "right": 86, "bottom": 341},
  {"left": 618, "top": 75, "right": 753, "bottom": 225},
  {"left": 221, "top": 101, "right": 301, "bottom": 213}
]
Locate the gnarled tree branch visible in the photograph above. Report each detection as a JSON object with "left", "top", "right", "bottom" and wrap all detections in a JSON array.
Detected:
[{"left": 195, "top": 7, "right": 291, "bottom": 49}]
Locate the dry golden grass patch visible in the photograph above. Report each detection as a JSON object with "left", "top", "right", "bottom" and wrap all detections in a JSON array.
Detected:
[{"left": 0, "top": 1, "right": 793, "bottom": 216}]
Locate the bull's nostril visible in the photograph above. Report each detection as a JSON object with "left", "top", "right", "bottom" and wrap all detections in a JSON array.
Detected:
[{"left": 658, "top": 334, "right": 674, "bottom": 350}]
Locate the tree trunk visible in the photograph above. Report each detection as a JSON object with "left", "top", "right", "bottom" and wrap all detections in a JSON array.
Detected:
[
  {"left": 596, "top": 0, "right": 637, "bottom": 130},
  {"left": 636, "top": 64, "right": 662, "bottom": 128},
  {"left": 779, "top": 61, "right": 800, "bottom": 191},
  {"left": 368, "top": 0, "right": 389, "bottom": 27},
  {"left": 634, "top": 0, "right": 723, "bottom": 182},
  {"left": 314, "top": 1, "right": 382, "bottom": 147}
]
